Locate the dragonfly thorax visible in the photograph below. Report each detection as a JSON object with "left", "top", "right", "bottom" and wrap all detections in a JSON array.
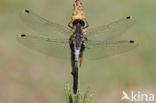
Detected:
[
  {"left": 73, "top": 34, "right": 83, "bottom": 50},
  {"left": 72, "top": 25, "right": 84, "bottom": 50}
]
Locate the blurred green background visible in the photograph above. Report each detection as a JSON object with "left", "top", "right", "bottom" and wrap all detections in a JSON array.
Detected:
[{"left": 0, "top": 0, "right": 156, "bottom": 103}]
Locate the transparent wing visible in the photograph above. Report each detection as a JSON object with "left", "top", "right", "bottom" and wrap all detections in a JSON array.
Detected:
[
  {"left": 87, "top": 16, "right": 136, "bottom": 41},
  {"left": 20, "top": 9, "right": 69, "bottom": 41},
  {"left": 84, "top": 40, "right": 138, "bottom": 60},
  {"left": 17, "top": 34, "right": 70, "bottom": 59}
]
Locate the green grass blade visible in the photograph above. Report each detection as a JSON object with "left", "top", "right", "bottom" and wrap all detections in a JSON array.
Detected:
[
  {"left": 76, "top": 92, "right": 80, "bottom": 103},
  {"left": 83, "top": 89, "right": 89, "bottom": 103},
  {"left": 87, "top": 94, "right": 94, "bottom": 103}
]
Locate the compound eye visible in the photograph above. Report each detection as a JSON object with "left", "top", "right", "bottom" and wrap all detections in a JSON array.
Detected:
[
  {"left": 73, "top": 20, "right": 79, "bottom": 26},
  {"left": 79, "top": 20, "right": 85, "bottom": 26},
  {"left": 73, "top": 19, "right": 85, "bottom": 26}
]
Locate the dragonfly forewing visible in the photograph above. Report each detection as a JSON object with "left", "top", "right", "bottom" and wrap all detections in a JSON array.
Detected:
[
  {"left": 87, "top": 16, "right": 136, "bottom": 41},
  {"left": 20, "top": 10, "right": 69, "bottom": 42}
]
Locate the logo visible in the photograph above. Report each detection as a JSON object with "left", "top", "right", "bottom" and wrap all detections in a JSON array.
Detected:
[{"left": 121, "top": 91, "right": 155, "bottom": 102}]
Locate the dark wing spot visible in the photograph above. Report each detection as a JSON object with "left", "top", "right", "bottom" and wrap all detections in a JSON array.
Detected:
[
  {"left": 129, "top": 40, "right": 135, "bottom": 43},
  {"left": 126, "top": 16, "right": 131, "bottom": 19},
  {"left": 21, "top": 34, "right": 27, "bottom": 37},
  {"left": 25, "top": 9, "right": 30, "bottom": 13}
]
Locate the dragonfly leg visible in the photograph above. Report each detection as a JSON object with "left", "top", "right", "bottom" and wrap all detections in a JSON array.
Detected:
[
  {"left": 68, "top": 20, "right": 73, "bottom": 29},
  {"left": 83, "top": 20, "right": 89, "bottom": 29}
]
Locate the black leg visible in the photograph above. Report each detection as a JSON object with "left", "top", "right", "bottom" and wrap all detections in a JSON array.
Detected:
[
  {"left": 83, "top": 20, "right": 89, "bottom": 29},
  {"left": 68, "top": 21, "right": 73, "bottom": 29}
]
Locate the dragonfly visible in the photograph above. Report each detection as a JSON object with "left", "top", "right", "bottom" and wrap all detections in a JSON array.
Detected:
[{"left": 17, "top": 0, "right": 138, "bottom": 94}]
